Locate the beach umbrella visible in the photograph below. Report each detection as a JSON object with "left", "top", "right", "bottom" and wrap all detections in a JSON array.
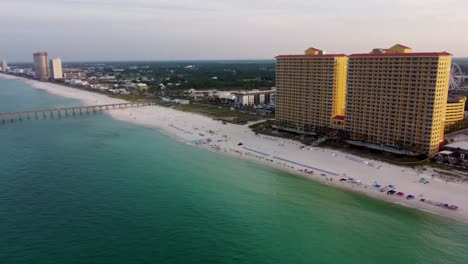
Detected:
[
  {"left": 406, "top": 195, "right": 415, "bottom": 199},
  {"left": 348, "top": 178, "right": 355, "bottom": 181},
  {"left": 388, "top": 184, "right": 396, "bottom": 189},
  {"left": 397, "top": 192, "right": 404, "bottom": 196}
]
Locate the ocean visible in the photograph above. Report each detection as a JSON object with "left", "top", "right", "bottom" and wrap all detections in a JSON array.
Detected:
[{"left": 1, "top": 77, "right": 468, "bottom": 264}]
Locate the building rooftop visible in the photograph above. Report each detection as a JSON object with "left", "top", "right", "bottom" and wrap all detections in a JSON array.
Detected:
[
  {"left": 349, "top": 52, "right": 451, "bottom": 58},
  {"left": 333, "top": 115, "right": 345, "bottom": 120},
  {"left": 447, "top": 95, "right": 467, "bottom": 103},
  {"left": 439, "top": 150, "right": 454, "bottom": 155},
  {"left": 394, "top": 44, "right": 412, "bottom": 49},
  {"left": 445, "top": 142, "right": 468, "bottom": 151},
  {"left": 275, "top": 54, "right": 347, "bottom": 59},
  {"left": 232, "top": 89, "right": 275, "bottom": 95}
]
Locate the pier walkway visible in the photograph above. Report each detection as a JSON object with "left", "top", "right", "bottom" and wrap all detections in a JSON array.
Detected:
[{"left": 1, "top": 102, "right": 155, "bottom": 123}]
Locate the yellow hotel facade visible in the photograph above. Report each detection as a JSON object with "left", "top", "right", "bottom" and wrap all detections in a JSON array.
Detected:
[
  {"left": 346, "top": 45, "right": 451, "bottom": 156},
  {"left": 275, "top": 48, "right": 347, "bottom": 132},
  {"left": 445, "top": 96, "right": 466, "bottom": 127},
  {"left": 275, "top": 44, "right": 452, "bottom": 156}
]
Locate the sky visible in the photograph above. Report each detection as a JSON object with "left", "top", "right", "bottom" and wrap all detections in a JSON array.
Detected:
[{"left": 0, "top": 0, "right": 467, "bottom": 62}]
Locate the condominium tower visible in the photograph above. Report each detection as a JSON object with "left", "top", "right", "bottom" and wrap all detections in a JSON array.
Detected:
[
  {"left": 275, "top": 48, "right": 347, "bottom": 132},
  {"left": 33, "top": 51, "right": 50, "bottom": 81},
  {"left": 1, "top": 60, "right": 7, "bottom": 72},
  {"left": 345, "top": 44, "right": 451, "bottom": 156},
  {"left": 49, "top": 58, "right": 63, "bottom": 80}
]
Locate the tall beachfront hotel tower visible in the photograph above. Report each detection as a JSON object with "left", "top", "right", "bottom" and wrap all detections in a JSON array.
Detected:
[
  {"left": 345, "top": 44, "right": 451, "bottom": 156},
  {"left": 33, "top": 51, "right": 50, "bottom": 81},
  {"left": 49, "top": 58, "right": 63, "bottom": 80},
  {"left": 275, "top": 48, "right": 347, "bottom": 132}
]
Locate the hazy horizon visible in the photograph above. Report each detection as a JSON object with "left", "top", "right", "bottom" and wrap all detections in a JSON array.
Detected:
[{"left": 1, "top": 0, "right": 467, "bottom": 62}]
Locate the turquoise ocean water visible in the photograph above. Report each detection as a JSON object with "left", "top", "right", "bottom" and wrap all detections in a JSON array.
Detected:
[{"left": 1, "top": 77, "right": 468, "bottom": 264}]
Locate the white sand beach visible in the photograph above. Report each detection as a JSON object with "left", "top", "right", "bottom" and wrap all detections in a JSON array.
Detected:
[{"left": 2, "top": 73, "right": 468, "bottom": 223}]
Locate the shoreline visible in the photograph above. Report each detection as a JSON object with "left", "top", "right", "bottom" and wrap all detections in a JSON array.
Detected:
[{"left": 2, "top": 73, "right": 468, "bottom": 224}]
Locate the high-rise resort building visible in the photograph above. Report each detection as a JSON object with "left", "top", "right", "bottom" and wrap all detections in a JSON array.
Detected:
[
  {"left": 33, "top": 51, "right": 50, "bottom": 81},
  {"left": 1, "top": 60, "right": 7, "bottom": 72},
  {"left": 49, "top": 58, "right": 63, "bottom": 80},
  {"left": 275, "top": 48, "right": 347, "bottom": 133},
  {"left": 345, "top": 44, "right": 451, "bottom": 156}
]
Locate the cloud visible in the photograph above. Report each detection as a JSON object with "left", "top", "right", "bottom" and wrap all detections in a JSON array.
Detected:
[{"left": 1, "top": 0, "right": 467, "bottom": 61}]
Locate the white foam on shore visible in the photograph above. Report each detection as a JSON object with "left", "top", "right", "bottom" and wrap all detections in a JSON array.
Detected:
[{"left": 2, "top": 73, "right": 468, "bottom": 223}]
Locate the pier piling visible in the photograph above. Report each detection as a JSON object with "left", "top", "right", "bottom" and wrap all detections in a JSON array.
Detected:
[{"left": 0, "top": 102, "right": 153, "bottom": 124}]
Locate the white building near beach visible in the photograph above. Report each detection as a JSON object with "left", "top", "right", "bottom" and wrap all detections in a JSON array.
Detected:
[
  {"left": 233, "top": 89, "right": 276, "bottom": 108},
  {"left": 1, "top": 60, "right": 8, "bottom": 72},
  {"left": 49, "top": 58, "right": 63, "bottom": 80}
]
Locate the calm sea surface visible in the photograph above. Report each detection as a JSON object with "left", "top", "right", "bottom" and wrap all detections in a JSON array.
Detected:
[{"left": 1, "top": 77, "right": 468, "bottom": 264}]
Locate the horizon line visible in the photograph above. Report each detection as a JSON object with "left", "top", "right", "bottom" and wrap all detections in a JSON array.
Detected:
[{"left": 4, "top": 57, "right": 468, "bottom": 64}]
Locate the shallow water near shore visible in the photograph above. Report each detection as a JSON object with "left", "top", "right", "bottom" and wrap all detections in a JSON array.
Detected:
[{"left": 1, "top": 77, "right": 468, "bottom": 263}]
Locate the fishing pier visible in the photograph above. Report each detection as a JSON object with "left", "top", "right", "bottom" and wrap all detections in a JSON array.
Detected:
[{"left": 1, "top": 102, "right": 155, "bottom": 124}]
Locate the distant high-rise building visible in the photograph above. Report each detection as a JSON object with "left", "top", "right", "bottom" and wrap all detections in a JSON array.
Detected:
[
  {"left": 275, "top": 47, "right": 347, "bottom": 132},
  {"left": 63, "top": 72, "right": 87, "bottom": 79},
  {"left": 1, "top": 59, "right": 7, "bottom": 72},
  {"left": 33, "top": 51, "right": 50, "bottom": 81},
  {"left": 345, "top": 44, "right": 451, "bottom": 156},
  {"left": 49, "top": 58, "right": 63, "bottom": 80}
]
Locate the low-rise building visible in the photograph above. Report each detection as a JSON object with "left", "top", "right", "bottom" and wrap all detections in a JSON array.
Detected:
[
  {"left": 445, "top": 96, "right": 466, "bottom": 127},
  {"left": 10, "top": 68, "right": 24, "bottom": 74},
  {"left": 108, "top": 88, "right": 130, "bottom": 95},
  {"left": 64, "top": 72, "right": 87, "bottom": 79},
  {"left": 136, "top": 83, "right": 149, "bottom": 92},
  {"left": 233, "top": 89, "right": 276, "bottom": 107},
  {"left": 437, "top": 142, "right": 468, "bottom": 168}
]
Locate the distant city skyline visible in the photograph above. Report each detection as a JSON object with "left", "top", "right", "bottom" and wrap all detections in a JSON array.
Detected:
[{"left": 1, "top": 0, "right": 467, "bottom": 62}]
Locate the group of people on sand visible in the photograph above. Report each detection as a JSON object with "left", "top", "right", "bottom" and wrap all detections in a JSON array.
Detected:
[{"left": 191, "top": 125, "right": 461, "bottom": 212}]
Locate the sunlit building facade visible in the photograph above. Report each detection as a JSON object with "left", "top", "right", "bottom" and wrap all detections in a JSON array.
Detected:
[
  {"left": 345, "top": 44, "right": 451, "bottom": 156},
  {"left": 445, "top": 96, "right": 466, "bottom": 127},
  {"left": 1, "top": 60, "right": 7, "bottom": 72},
  {"left": 275, "top": 48, "right": 347, "bottom": 132},
  {"left": 33, "top": 51, "right": 50, "bottom": 81},
  {"left": 49, "top": 58, "right": 63, "bottom": 80}
]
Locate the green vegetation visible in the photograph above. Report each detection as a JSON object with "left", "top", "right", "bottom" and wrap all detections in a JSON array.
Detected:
[
  {"left": 173, "top": 103, "right": 263, "bottom": 124},
  {"left": 90, "top": 60, "right": 276, "bottom": 91},
  {"left": 249, "top": 120, "right": 435, "bottom": 167},
  {"left": 445, "top": 120, "right": 468, "bottom": 134},
  {"left": 249, "top": 120, "right": 318, "bottom": 146}
]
